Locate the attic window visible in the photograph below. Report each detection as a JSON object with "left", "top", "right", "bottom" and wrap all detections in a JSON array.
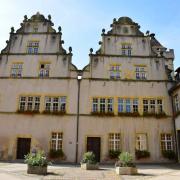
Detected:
[
  {"left": 33, "top": 25, "right": 38, "bottom": 32},
  {"left": 123, "top": 27, "right": 128, "bottom": 33},
  {"left": 121, "top": 43, "right": 132, "bottom": 56},
  {"left": 27, "top": 41, "right": 39, "bottom": 54}
]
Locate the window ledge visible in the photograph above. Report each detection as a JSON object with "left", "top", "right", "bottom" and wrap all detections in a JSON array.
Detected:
[{"left": 91, "top": 112, "right": 114, "bottom": 116}]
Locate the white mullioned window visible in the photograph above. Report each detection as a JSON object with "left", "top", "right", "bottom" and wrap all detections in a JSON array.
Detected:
[
  {"left": 109, "top": 133, "right": 120, "bottom": 151},
  {"left": 51, "top": 132, "right": 63, "bottom": 150},
  {"left": 133, "top": 99, "right": 139, "bottom": 112},
  {"left": 136, "top": 134, "right": 147, "bottom": 150},
  {"left": 174, "top": 95, "right": 179, "bottom": 112},
  {"left": 27, "top": 41, "right": 39, "bottom": 54},
  {"left": 157, "top": 99, "right": 163, "bottom": 113},
  {"left": 121, "top": 43, "right": 132, "bottom": 56},
  {"left": 135, "top": 66, "right": 147, "bottom": 80},
  {"left": 118, "top": 98, "right": 124, "bottom": 112},
  {"left": 92, "top": 98, "right": 114, "bottom": 113},
  {"left": 11, "top": 63, "right": 23, "bottom": 77},
  {"left": 161, "top": 134, "right": 173, "bottom": 151},
  {"left": 39, "top": 63, "right": 50, "bottom": 78},
  {"left": 19, "top": 96, "right": 40, "bottom": 111},
  {"left": 109, "top": 65, "right": 121, "bottom": 79},
  {"left": 150, "top": 99, "right": 156, "bottom": 113},
  {"left": 45, "top": 96, "right": 66, "bottom": 112}
]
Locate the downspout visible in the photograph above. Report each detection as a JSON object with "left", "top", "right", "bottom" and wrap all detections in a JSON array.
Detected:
[
  {"left": 75, "top": 72, "right": 82, "bottom": 163},
  {"left": 170, "top": 93, "right": 178, "bottom": 162}
]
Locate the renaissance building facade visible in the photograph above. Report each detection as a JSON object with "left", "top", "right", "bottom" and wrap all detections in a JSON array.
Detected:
[{"left": 0, "top": 13, "right": 179, "bottom": 163}]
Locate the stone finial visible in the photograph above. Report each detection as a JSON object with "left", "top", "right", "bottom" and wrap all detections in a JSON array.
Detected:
[
  {"left": 48, "top": 14, "right": 51, "bottom": 21},
  {"left": 90, "top": 48, "right": 93, "bottom": 54},
  {"left": 11, "top": 27, "right": 14, "bottom": 33},
  {"left": 58, "top": 26, "right": 62, "bottom": 33},
  {"left": 146, "top": 30, "right": 150, "bottom": 35},
  {"left": 150, "top": 33, "right": 155, "bottom": 38},
  {"left": 6, "top": 40, "right": 9, "bottom": 44},
  {"left": 69, "top": 46, "right": 72, "bottom": 53},
  {"left": 113, "top": 18, "right": 117, "bottom": 23},
  {"left": 99, "top": 41, "right": 102, "bottom": 45},
  {"left": 24, "top": 15, "right": 28, "bottom": 22},
  {"left": 102, "top": 29, "right": 105, "bottom": 35},
  {"left": 61, "top": 40, "right": 64, "bottom": 44}
]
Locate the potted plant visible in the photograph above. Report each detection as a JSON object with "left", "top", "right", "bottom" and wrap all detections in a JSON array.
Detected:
[
  {"left": 115, "top": 152, "right": 137, "bottom": 175},
  {"left": 135, "top": 149, "right": 150, "bottom": 160},
  {"left": 162, "top": 150, "right": 176, "bottom": 160},
  {"left": 25, "top": 150, "right": 50, "bottom": 175},
  {"left": 109, "top": 150, "right": 121, "bottom": 159},
  {"left": 48, "top": 149, "right": 65, "bottom": 161},
  {"left": 81, "top": 152, "right": 99, "bottom": 170}
]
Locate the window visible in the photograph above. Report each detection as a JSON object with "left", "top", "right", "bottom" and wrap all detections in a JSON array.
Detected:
[
  {"left": 39, "top": 63, "right": 50, "bottom": 78},
  {"left": 33, "top": 25, "right": 38, "bottom": 32},
  {"left": 109, "top": 65, "right": 121, "bottom": 79},
  {"left": 11, "top": 63, "right": 23, "bottom": 77},
  {"left": 19, "top": 96, "right": 40, "bottom": 111},
  {"left": 27, "top": 41, "right": 39, "bottom": 54},
  {"left": 109, "top": 133, "right": 120, "bottom": 151},
  {"left": 143, "top": 99, "right": 163, "bottom": 114},
  {"left": 133, "top": 99, "right": 138, "bottom": 112},
  {"left": 45, "top": 96, "right": 66, "bottom": 112},
  {"left": 135, "top": 66, "right": 147, "bottom": 80},
  {"left": 121, "top": 43, "right": 131, "bottom": 56},
  {"left": 125, "top": 99, "right": 131, "bottom": 112},
  {"left": 51, "top": 132, "right": 63, "bottom": 150},
  {"left": 161, "top": 134, "right": 173, "bottom": 151},
  {"left": 118, "top": 98, "right": 123, "bottom": 112},
  {"left": 174, "top": 95, "right": 179, "bottom": 112},
  {"left": 136, "top": 134, "right": 147, "bottom": 150},
  {"left": 92, "top": 97, "right": 114, "bottom": 113}
]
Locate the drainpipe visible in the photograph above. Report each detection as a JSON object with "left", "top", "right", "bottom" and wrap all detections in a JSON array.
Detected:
[
  {"left": 75, "top": 72, "right": 82, "bottom": 163},
  {"left": 170, "top": 94, "right": 178, "bottom": 162}
]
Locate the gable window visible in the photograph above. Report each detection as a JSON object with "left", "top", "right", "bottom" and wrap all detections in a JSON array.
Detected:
[
  {"left": 135, "top": 66, "right": 147, "bottom": 80},
  {"left": 174, "top": 95, "right": 179, "bottom": 113},
  {"left": 11, "top": 63, "right": 23, "bottom": 77},
  {"left": 45, "top": 96, "right": 66, "bottom": 112},
  {"left": 51, "top": 132, "right": 63, "bottom": 150},
  {"left": 121, "top": 43, "right": 132, "bottom": 56},
  {"left": 136, "top": 133, "right": 147, "bottom": 150},
  {"left": 109, "top": 133, "right": 120, "bottom": 151},
  {"left": 109, "top": 65, "right": 121, "bottom": 79},
  {"left": 39, "top": 63, "right": 50, "bottom": 78},
  {"left": 33, "top": 25, "right": 38, "bottom": 33},
  {"left": 161, "top": 133, "right": 173, "bottom": 151},
  {"left": 19, "top": 96, "right": 40, "bottom": 112},
  {"left": 92, "top": 97, "right": 114, "bottom": 113},
  {"left": 27, "top": 41, "right": 39, "bottom": 54}
]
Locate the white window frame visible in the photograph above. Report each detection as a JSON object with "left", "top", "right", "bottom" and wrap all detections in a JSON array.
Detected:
[
  {"left": 136, "top": 133, "right": 147, "bottom": 151},
  {"left": 161, "top": 133, "right": 173, "bottom": 151},
  {"left": 109, "top": 133, "right": 121, "bottom": 151},
  {"left": 11, "top": 63, "right": 23, "bottom": 78},
  {"left": 51, "top": 132, "right": 63, "bottom": 150}
]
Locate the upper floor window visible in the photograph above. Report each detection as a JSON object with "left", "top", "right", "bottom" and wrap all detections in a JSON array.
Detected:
[
  {"left": 174, "top": 94, "right": 179, "bottom": 112},
  {"left": 45, "top": 96, "right": 66, "bottom": 112},
  {"left": 92, "top": 97, "right": 114, "bottom": 113},
  {"left": 33, "top": 25, "right": 38, "bottom": 33},
  {"left": 143, "top": 99, "right": 163, "bottom": 114},
  {"left": 121, "top": 43, "right": 132, "bottom": 56},
  {"left": 39, "top": 63, "right": 50, "bottom": 78},
  {"left": 11, "top": 63, "right": 23, "bottom": 78},
  {"left": 135, "top": 66, "right": 147, "bottom": 80},
  {"left": 118, "top": 98, "right": 139, "bottom": 113},
  {"left": 51, "top": 132, "right": 63, "bottom": 150},
  {"left": 109, "top": 133, "right": 121, "bottom": 151},
  {"left": 27, "top": 41, "right": 39, "bottom": 54},
  {"left": 136, "top": 133, "right": 147, "bottom": 151},
  {"left": 161, "top": 133, "right": 173, "bottom": 151},
  {"left": 109, "top": 65, "right": 121, "bottom": 79},
  {"left": 19, "top": 96, "right": 40, "bottom": 112}
]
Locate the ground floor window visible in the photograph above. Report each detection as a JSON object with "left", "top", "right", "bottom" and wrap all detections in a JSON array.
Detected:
[
  {"left": 161, "top": 133, "right": 173, "bottom": 151},
  {"left": 51, "top": 132, "right": 63, "bottom": 150},
  {"left": 109, "top": 133, "right": 120, "bottom": 151},
  {"left": 136, "top": 133, "right": 147, "bottom": 150}
]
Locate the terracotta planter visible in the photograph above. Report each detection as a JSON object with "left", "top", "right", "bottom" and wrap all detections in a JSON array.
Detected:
[
  {"left": 116, "top": 167, "right": 138, "bottom": 175},
  {"left": 27, "top": 165, "right": 47, "bottom": 175},
  {"left": 81, "top": 163, "right": 99, "bottom": 170}
]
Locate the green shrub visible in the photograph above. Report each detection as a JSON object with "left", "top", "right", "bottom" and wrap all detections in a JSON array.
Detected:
[
  {"left": 81, "top": 152, "right": 97, "bottom": 164},
  {"left": 25, "top": 150, "right": 50, "bottom": 167},
  {"left": 109, "top": 150, "right": 121, "bottom": 159},
  {"left": 48, "top": 149, "right": 64, "bottom": 159},
  {"left": 135, "top": 150, "right": 150, "bottom": 159},
  {"left": 117, "top": 152, "right": 135, "bottom": 167},
  {"left": 162, "top": 150, "right": 176, "bottom": 160}
]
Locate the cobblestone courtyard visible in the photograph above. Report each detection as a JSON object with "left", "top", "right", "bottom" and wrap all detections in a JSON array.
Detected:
[{"left": 0, "top": 162, "right": 180, "bottom": 180}]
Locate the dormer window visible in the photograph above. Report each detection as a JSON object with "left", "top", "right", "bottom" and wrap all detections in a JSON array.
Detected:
[
  {"left": 109, "top": 65, "right": 121, "bottom": 79},
  {"left": 33, "top": 25, "right": 38, "bottom": 32},
  {"left": 39, "top": 63, "right": 50, "bottom": 78},
  {"left": 121, "top": 43, "right": 131, "bottom": 56},
  {"left": 27, "top": 41, "right": 39, "bottom": 54}
]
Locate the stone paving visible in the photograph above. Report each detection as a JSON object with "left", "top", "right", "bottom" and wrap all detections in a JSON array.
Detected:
[{"left": 0, "top": 162, "right": 180, "bottom": 180}]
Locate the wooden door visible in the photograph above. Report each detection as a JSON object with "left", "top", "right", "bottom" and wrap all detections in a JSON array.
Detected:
[
  {"left": 87, "top": 137, "right": 101, "bottom": 162},
  {"left": 16, "top": 138, "right": 31, "bottom": 159}
]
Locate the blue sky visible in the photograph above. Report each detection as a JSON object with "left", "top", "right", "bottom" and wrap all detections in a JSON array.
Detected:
[{"left": 0, "top": 0, "right": 179, "bottom": 69}]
